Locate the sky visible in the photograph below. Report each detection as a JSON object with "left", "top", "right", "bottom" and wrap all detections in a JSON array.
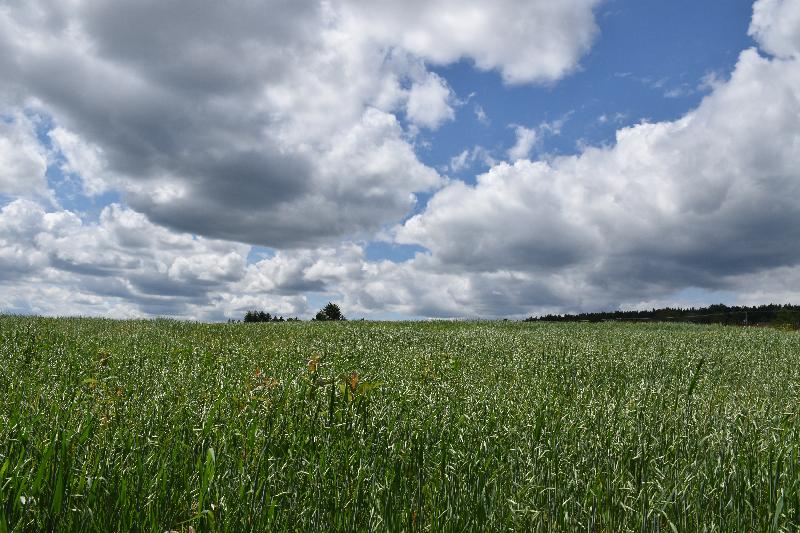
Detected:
[{"left": 1, "top": 0, "right": 799, "bottom": 320}]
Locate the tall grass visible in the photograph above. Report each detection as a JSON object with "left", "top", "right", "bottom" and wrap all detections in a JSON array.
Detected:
[{"left": 1, "top": 317, "right": 799, "bottom": 531}]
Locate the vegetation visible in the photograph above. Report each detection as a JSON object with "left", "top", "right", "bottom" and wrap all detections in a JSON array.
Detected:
[
  {"left": 241, "top": 311, "right": 298, "bottom": 323},
  {"left": 1, "top": 317, "right": 799, "bottom": 531},
  {"left": 527, "top": 302, "right": 800, "bottom": 327},
  {"left": 314, "top": 302, "right": 345, "bottom": 321}
]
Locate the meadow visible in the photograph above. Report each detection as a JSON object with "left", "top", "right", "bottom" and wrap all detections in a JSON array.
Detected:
[{"left": 1, "top": 316, "right": 799, "bottom": 531}]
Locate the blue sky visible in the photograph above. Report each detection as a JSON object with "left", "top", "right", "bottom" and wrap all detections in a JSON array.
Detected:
[
  {"left": 423, "top": 0, "right": 755, "bottom": 176},
  {"left": 383, "top": 0, "right": 756, "bottom": 263},
  {"left": 1, "top": 0, "right": 799, "bottom": 320}
]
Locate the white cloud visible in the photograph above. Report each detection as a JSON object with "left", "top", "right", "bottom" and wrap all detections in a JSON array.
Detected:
[
  {"left": 405, "top": 72, "right": 454, "bottom": 129},
  {"left": 448, "top": 145, "right": 497, "bottom": 173},
  {"left": 383, "top": 30, "right": 800, "bottom": 315},
  {"left": 663, "top": 84, "right": 693, "bottom": 99},
  {"left": 449, "top": 150, "right": 471, "bottom": 173},
  {"left": 0, "top": 0, "right": 601, "bottom": 249},
  {"left": 5, "top": 0, "right": 800, "bottom": 320},
  {"left": 338, "top": 0, "right": 601, "bottom": 84},
  {"left": 0, "top": 198, "right": 259, "bottom": 319},
  {"left": 749, "top": 0, "right": 800, "bottom": 58},
  {"left": 0, "top": 198, "right": 397, "bottom": 319},
  {"left": 318, "top": 108, "right": 440, "bottom": 198},
  {"left": 507, "top": 126, "right": 538, "bottom": 160},
  {"left": 698, "top": 71, "right": 725, "bottom": 92},
  {"left": 0, "top": 113, "right": 51, "bottom": 200},
  {"left": 506, "top": 115, "right": 571, "bottom": 161},
  {"left": 474, "top": 104, "right": 489, "bottom": 125},
  {"left": 597, "top": 112, "right": 627, "bottom": 126},
  {"left": 48, "top": 126, "right": 113, "bottom": 196},
  {"left": 397, "top": 160, "right": 598, "bottom": 273}
]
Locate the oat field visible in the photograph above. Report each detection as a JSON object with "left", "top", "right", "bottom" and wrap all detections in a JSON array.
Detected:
[{"left": 1, "top": 316, "right": 799, "bottom": 531}]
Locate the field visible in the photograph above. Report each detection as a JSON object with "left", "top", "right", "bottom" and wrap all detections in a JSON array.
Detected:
[{"left": 1, "top": 317, "right": 799, "bottom": 531}]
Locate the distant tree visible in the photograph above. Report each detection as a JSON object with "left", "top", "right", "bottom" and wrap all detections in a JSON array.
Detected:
[
  {"left": 524, "top": 303, "right": 800, "bottom": 327},
  {"left": 775, "top": 308, "right": 799, "bottom": 328},
  {"left": 315, "top": 302, "right": 345, "bottom": 321},
  {"left": 244, "top": 310, "right": 280, "bottom": 323}
]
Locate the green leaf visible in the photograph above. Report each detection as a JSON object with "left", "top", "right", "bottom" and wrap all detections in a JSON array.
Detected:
[
  {"left": 356, "top": 381, "right": 384, "bottom": 396},
  {"left": 687, "top": 357, "right": 705, "bottom": 400}
]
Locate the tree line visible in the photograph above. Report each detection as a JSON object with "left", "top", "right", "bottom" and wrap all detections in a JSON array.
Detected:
[
  {"left": 525, "top": 303, "right": 800, "bottom": 327},
  {"left": 242, "top": 311, "right": 299, "bottom": 323},
  {"left": 240, "top": 302, "right": 346, "bottom": 323}
]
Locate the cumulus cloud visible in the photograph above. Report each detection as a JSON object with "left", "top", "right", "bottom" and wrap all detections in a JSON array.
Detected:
[
  {"left": 380, "top": 1, "right": 800, "bottom": 316},
  {"left": 338, "top": 0, "right": 601, "bottom": 84},
  {"left": 0, "top": 198, "right": 309, "bottom": 319},
  {"left": 0, "top": 0, "right": 600, "bottom": 250},
  {"left": 405, "top": 72, "right": 455, "bottom": 129},
  {"left": 0, "top": 113, "right": 51, "bottom": 200},
  {"left": 506, "top": 116, "right": 572, "bottom": 162},
  {"left": 749, "top": 0, "right": 800, "bottom": 58},
  {"left": 0, "top": 0, "right": 605, "bottom": 318},
  {"left": 48, "top": 126, "right": 113, "bottom": 196},
  {"left": 0, "top": 194, "right": 570, "bottom": 319},
  {"left": 4, "top": 0, "right": 800, "bottom": 320}
]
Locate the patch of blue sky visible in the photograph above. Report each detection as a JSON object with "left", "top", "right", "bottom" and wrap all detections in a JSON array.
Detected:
[
  {"left": 305, "top": 293, "right": 335, "bottom": 317},
  {"left": 0, "top": 194, "right": 16, "bottom": 208},
  {"left": 246, "top": 246, "right": 276, "bottom": 264},
  {"left": 29, "top": 108, "right": 56, "bottom": 145},
  {"left": 423, "top": 0, "right": 756, "bottom": 182},
  {"left": 25, "top": 108, "right": 120, "bottom": 218},
  {"left": 364, "top": 241, "right": 427, "bottom": 263},
  {"left": 20, "top": 0, "right": 759, "bottom": 277},
  {"left": 44, "top": 158, "right": 122, "bottom": 217}
]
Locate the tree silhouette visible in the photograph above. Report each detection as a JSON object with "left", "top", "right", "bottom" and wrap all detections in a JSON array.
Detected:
[
  {"left": 243, "top": 310, "right": 286, "bottom": 322},
  {"left": 315, "top": 302, "right": 345, "bottom": 321}
]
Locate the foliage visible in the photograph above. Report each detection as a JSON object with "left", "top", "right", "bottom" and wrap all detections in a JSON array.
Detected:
[
  {"left": 1, "top": 317, "right": 799, "bottom": 530},
  {"left": 314, "top": 302, "right": 345, "bottom": 321},
  {"left": 243, "top": 310, "right": 297, "bottom": 323},
  {"left": 775, "top": 308, "right": 800, "bottom": 327},
  {"left": 527, "top": 302, "right": 800, "bottom": 327}
]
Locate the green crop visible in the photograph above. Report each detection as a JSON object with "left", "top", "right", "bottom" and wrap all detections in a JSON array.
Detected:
[{"left": 1, "top": 317, "right": 799, "bottom": 531}]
